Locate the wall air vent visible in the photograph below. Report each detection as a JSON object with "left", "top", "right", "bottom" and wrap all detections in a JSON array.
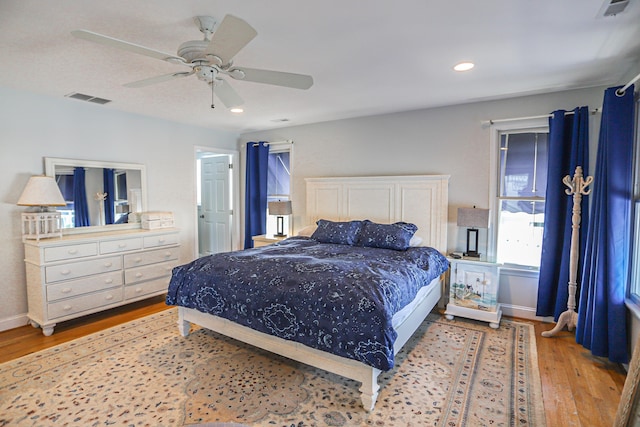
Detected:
[
  {"left": 599, "top": 0, "right": 630, "bottom": 17},
  {"left": 64, "top": 92, "right": 112, "bottom": 105}
]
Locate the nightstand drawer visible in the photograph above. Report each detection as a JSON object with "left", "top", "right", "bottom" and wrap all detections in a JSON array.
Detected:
[
  {"left": 48, "top": 288, "right": 123, "bottom": 319},
  {"left": 123, "top": 247, "right": 179, "bottom": 269},
  {"left": 46, "top": 271, "right": 123, "bottom": 302},
  {"left": 44, "top": 243, "right": 98, "bottom": 262},
  {"left": 100, "top": 238, "right": 143, "bottom": 254},
  {"left": 45, "top": 256, "right": 122, "bottom": 283}
]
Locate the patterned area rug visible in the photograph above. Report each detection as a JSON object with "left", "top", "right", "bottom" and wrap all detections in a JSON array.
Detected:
[{"left": 0, "top": 308, "right": 545, "bottom": 426}]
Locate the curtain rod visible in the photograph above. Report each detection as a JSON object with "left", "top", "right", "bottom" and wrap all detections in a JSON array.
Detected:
[
  {"left": 482, "top": 108, "right": 600, "bottom": 127},
  {"left": 616, "top": 70, "right": 640, "bottom": 96},
  {"left": 250, "top": 139, "right": 293, "bottom": 147}
]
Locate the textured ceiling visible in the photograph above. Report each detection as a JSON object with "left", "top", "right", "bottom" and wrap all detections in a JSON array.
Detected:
[{"left": 1, "top": 0, "right": 639, "bottom": 133}]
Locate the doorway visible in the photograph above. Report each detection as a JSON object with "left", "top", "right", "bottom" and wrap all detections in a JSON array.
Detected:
[{"left": 195, "top": 146, "right": 239, "bottom": 257}]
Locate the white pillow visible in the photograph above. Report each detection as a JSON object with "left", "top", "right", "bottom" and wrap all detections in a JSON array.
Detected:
[
  {"left": 409, "top": 235, "right": 423, "bottom": 247},
  {"left": 297, "top": 224, "right": 317, "bottom": 237}
]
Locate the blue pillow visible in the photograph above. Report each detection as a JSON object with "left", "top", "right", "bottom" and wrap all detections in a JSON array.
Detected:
[
  {"left": 311, "top": 219, "right": 362, "bottom": 245},
  {"left": 357, "top": 220, "right": 418, "bottom": 251}
]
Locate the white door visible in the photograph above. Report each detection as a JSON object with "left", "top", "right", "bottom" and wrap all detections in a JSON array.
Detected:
[{"left": 200, "top": 155, "right": 232, "bottom": 256}]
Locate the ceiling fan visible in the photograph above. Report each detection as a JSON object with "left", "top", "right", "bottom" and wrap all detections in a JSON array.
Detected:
[{"left": 71, "top": 15, "right": 313, "bottom": 109}]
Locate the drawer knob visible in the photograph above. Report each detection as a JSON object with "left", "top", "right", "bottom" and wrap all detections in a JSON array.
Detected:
[
  {"left": 134, "top": 257, "right": 142, "bottom": 263},
  {"left": 104, "top": 262, "right": 113, "bottom": 268},
  {"left": 63, "top": 305, "right": 72, "bottom": 311},
  {"left": 164, "top": 252, "right": 172, "bottom": 258},
  {"left": 158, "top": 238, "right": 166, "bottom": 243},
  {"left": 105, "top": 278, "right": 113, "bottom": 284},
  {"left": 105, "top": 294, "right": 114, "bottom": 300},
  {"left": 61, "top": 287, "right": 72, "bottom": 294},
  {"left": 118, "top": 243, "right": 127, "bottom": 249},
  {"left": 135, "top": 272, "right": 143, "bottom": 278},
  {"left": 135, "top": 287, "right": 143, "bottom": 293},
  {"left": 60, "top": 270, "right": 71, "bottom": 276},
  {"left": 68, "top": 249, "right": 78, "bottom": 255}
]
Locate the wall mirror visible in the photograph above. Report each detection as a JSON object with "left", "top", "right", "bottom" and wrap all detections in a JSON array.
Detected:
[{"left": 44, "top": 157, "right": 147, "bottom": 232}]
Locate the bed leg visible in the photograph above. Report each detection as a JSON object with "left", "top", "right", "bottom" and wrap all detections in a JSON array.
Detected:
[
  {"left": 359, "top": 368, "right": 381, "bottom": 412},
  {"left": 177, "top": 308, "right": 191, "bottom": 337}
]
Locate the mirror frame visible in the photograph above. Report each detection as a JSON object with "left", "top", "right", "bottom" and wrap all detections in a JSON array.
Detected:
[{"left": 44, "top": 157, "right": 148, "bottom": 234}]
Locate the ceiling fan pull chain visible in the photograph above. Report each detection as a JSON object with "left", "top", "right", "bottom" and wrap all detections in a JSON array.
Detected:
[{"left": 210, "top": 69, "right": 215, "bottom": 109}]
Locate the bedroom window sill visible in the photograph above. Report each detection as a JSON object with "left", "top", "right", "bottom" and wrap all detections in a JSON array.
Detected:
[
  {"left": 626, "top": 298, "right": 640, "bottom": 321},
  {"left": 499, "top": 264, "right": 540, "bottom": 278}
]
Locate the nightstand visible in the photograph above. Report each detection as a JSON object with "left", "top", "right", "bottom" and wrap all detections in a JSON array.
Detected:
[
  {"left": 444, "top": 257, "right": 502, "bottom": 328},
  {"left": 252, "top": 234, "right": 287, "bottom": 248}
]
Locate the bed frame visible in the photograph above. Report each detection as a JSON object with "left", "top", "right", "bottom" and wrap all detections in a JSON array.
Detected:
[{"left": 177, "top": 175, "right": 449, "bottom": 411}]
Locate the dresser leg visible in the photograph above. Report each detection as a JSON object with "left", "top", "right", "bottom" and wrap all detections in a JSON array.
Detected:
[{"left": 41, "top": 325, "right": 55, "bottom": 336}]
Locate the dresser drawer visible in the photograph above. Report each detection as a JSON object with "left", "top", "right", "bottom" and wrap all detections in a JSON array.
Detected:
[
  {"left": 125, "top": 277, "right": 169, "bottom": 300},
  {"left": 48, "top": 288, "right": 124, "bottom": 320},
  {"left": 46, "top": 271, "right": 123, "bottom": 302},
  {"left": 123, "top": 247, "right": 179, "bottom": 269},
  {"left": 144, "top": 233, "right": 179, "bottom": 248},
  {"left": 45, "top": 256, "right": 122, "bottom": 283},
  {"left": 100, "top": 238, "right": 143, "bottom": 254},
  {"left": 43, "top": 243, "right": 98, "bottom": 262},
  {"left": 125, "top": 260, "right": 179, "bottom": 285}
]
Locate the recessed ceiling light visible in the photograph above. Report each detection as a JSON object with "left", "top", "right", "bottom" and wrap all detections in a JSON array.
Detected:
[
  {"left": 230, "top": 108, "right": 244, "bottom": 113},
  {"left": 453, "top": 62, "right": 475, "bottom": 72}
]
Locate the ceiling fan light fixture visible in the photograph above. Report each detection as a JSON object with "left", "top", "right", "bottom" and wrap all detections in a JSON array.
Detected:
[
  {"left": 453, "top": 62, "right": 475, "bottom": 72},
  {"left": 230, "top": 107, "right": 244, "bottom": 113}
]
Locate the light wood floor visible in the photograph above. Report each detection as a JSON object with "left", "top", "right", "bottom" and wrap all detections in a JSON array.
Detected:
[{"left": 0, "top": 297, "right": 627, "bottom": 427}]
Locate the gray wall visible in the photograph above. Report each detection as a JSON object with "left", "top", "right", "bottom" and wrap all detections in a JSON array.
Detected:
[
  {"left": 0, "top": 86, "right": 238, "bottom": 329},
  {"left": 240, "top": 86, "right": 608, "bottom": 320}
]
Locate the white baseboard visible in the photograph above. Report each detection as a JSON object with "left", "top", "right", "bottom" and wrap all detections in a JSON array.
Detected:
[
  {"left": 0, "top": 313, "right": 29, "bottom": 332},
  {"left": 501, "top": 303, "right": 552, "bottom": 322}
]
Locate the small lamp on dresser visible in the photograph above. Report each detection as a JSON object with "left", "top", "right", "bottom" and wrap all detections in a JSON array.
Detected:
[
  {"left": 17, "top": 175, "right": 67, "bottom": 241},
  {"left": 457, "top": 206, "right": 490, "bottom": 258},
  {"left": 268, "top": 200, "right": 292, "bottom": 237}
]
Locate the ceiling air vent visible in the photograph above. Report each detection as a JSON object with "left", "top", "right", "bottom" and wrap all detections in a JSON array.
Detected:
[
  {"left": 65, "top": 92, "right": 112, "bottom": 105},
  {"left": 599, "top": 0, "right": 630, "bottom": 17}
]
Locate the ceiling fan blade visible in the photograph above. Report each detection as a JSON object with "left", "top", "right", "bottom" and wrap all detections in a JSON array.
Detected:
[
  {"left": 228, "top": 67, "right": 313, "bottom": 89},
  {"left": 203, "top": 15, "right": 257, "bottom": 65},
  {"left": 124, "top": 71, "right": 194, "bottom": 88},
  {"left": 72, "top": 29, "right": 186, "bottom": 64},
  {"left": 214, "top": 78, "right": 244, "bottom": 108}
]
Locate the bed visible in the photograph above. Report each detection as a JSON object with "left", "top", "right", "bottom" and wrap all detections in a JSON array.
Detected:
[{"left": 168, "top": 175, "right": 450, "bottom": 411}]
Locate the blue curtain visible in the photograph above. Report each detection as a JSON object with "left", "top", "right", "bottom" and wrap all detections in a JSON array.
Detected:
[
  {"left": 73, "top": 167, "right": 90, "bottom": 227},
  {"left": 103, "top": 168, "right": 115, "bottom": 225},
  {"left": 244, "top": 142, "right": 270, "bottom": 248},
  {"left": 536, "top": 107, "right": 590, "bottom": 319},
  {"left": 576, "top": 85, "right": 635, "bottom": 364}
]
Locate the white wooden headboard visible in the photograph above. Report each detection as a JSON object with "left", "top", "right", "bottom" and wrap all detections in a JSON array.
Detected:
[{"left": 305, "top": 175, "right": 449, "bottom": 253}]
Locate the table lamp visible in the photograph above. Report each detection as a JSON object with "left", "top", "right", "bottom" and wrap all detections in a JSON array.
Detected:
[
  {"left": 457, "top": 207, "right": 490, "bottom": 257},
  {"left": 17, "top": 175, "right": 67, "bottom": 240},
  {"left": 268, "top": 201, "right": 292, "bottom": 237}
]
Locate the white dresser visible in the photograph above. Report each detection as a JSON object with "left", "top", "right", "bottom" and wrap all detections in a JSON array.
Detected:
[{"left": 24, "top": 228, "right": 180, "bottom": 335}]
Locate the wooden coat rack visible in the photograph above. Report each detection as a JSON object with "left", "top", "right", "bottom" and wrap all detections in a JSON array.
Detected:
[{"left": 542, "top": 166, "right": 593, "bottom": 338}]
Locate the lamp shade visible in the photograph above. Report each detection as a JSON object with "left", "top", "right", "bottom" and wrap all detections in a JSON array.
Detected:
[
  {"left": 268, "top": 201, "right": 292, "bottom": 215},
  {"left": 17, "top": 176, "right": 66, "bottom": 207},
  {"left": 457, "top": 207, "right": 490, "bottom": 228}
]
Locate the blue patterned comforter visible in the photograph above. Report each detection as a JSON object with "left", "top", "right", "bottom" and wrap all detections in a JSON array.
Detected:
[{"left": 166, "top": 237, "right": 448, "bottom": 370}]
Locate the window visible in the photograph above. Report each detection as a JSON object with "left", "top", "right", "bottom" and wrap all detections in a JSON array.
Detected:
[
  {"left": 266, "top": 147, "right": 292, "bottom": 235},
  {"left": 492, "top": 123, "right": 549, "bottom": 268}
]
